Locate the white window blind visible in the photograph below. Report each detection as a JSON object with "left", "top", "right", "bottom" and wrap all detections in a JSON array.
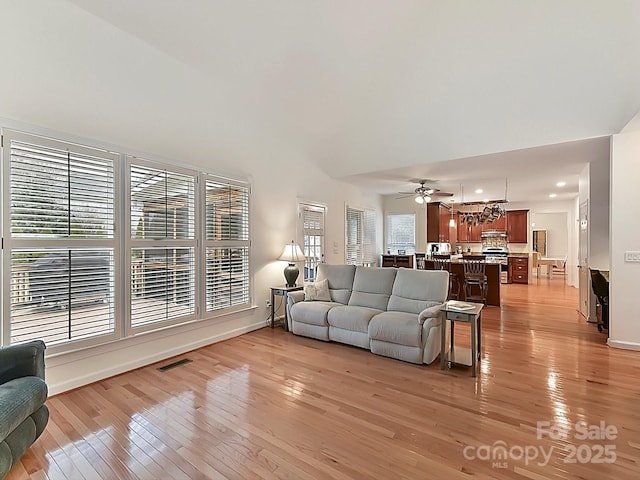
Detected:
[
  {"left": 386, "top": 213, "right": 416, "bottom": 254},
  {"left": 10, "top": 249, "right": 114, "bottom": 344},
  {"left": 10, "top": 138, "right": 115, "bottom": 238},
  {"left": 129, "top": 161, "right": 196, "bottom": 328},
  {"left": 300, "top": 204, "right": 325, "bottom": 281},
  {"left": 3, "top": 131, "right": 117, "bottom": 348},
  {"left": 345, "top": 206, "right": 376, "bottom": 266},
  {"left": 205, "top": 177, "right": 250, "bottom": 312},
  {"left": 363, "top": 208, "right": 376, "bottom": 264}
]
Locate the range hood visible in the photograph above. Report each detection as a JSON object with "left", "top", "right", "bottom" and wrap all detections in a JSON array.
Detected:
[{"left": 481, "top": 230, "right": 507, "bottom": 238}]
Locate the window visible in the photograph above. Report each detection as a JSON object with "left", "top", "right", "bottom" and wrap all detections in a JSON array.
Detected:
[
  {"left": 205, "top": 177, "right": 250, "bottom": 312},
  {"left": 129, "top": 160, "right": 197, "bottom": 330},
  {"left": 2, "top": 128, "right": 252, "bottom": 352},
  {"left": 299, "top": 203, "right": 325, "bottom": 281},
  {"left": 386, "top": 213, "right": 416, "bottom": 254},
  {"left": 3, "top": 130, "right": 118, "bottom": 350},
  {"left": 345, "top": 205, "right": 376, "bottom": 266}
]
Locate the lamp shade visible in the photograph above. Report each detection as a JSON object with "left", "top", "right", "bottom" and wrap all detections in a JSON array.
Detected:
[
  {"left": 278, "top": 241, "right": 305, "bottom": 287},
  {"left": 278, "top": 242, "right": 305, "bottom": 262}
]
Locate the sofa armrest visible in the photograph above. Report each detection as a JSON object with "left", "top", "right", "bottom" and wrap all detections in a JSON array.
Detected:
[
  {"left": 0, "top": 340, "right": 46, "bottom": 385},
  {"left": 287, "top": 290, "right": 305, "bottom": 305},
  {"left": 418, "top": 303, "right": 444, "bottom": 325}
]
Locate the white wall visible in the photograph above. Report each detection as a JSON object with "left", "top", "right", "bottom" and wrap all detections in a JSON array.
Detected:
[
  {"left": 530, "top": 212, "right": 567, "bottom": 258},
  {"left": 609, "top": 129, "right": 640, "bottom": 350},
  {"left": 0, "top": 1, "right": 390, "bottom": 394},
  {"left": 0, "top": 117, "right": 382, "bottom": 394}
]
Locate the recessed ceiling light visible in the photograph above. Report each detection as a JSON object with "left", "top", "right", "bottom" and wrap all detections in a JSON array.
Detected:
[
  {"left": 556, "top": 181, "right": 566, "bottom": 187},
  {"left": 549, "top": 193, "right": 557, "bottom": 198},
  {"left": 475, "top": 189, "right": 483, "bottom": 194}
]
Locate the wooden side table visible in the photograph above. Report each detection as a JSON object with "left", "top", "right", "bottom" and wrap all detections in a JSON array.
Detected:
[
  {"left": 270, "top": 285, "right": 303, "bottom": 331},
  {"left": 440, "top": 301, "right": 484, "bottom": 377}
]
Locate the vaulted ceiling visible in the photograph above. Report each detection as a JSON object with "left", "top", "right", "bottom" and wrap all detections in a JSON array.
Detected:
[{"left": 2, "top": 1, "right": 640, "bottom": 202}]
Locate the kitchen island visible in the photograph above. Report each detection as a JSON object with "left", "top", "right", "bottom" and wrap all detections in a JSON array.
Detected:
[{"left": 424, "top": 259, "right": 501, "bottom": 306}]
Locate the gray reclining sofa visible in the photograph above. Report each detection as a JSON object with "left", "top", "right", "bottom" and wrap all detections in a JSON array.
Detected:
[{"left": 287, "top": 265, "right": 449, "bottom": 364}]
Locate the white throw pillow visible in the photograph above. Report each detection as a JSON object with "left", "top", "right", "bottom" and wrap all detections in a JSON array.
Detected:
[{"left": 304, "top": 279, "right": 331, "bottom": 301}]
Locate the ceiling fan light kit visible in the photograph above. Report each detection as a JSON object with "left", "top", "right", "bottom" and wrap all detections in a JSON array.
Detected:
[{"left": 398, "top": 179, "right": 453, "bottom": 204}]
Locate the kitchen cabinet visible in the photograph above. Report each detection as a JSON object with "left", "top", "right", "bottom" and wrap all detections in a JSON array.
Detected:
[
  {"left": 456, "top": 213, "right": 468, "bottom": 242},
  {"left": 427, "top": 202, "right": 453, "bottom": 243},
  {"left": 456, "top": 213, "right": 483, "bottom": 243},
  {"left": 509, "top": 256, "right": 528, "bottom": 284},
  {"left": 482, "top": 214, "right": 506, "bottom": 232},
  {"left": 506, "top": 210, "right": 529, "bottom": 243}
]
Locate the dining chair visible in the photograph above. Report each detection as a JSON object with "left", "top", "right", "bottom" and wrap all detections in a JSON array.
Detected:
[
  {"left": 462, "top": 255, "right": 487, "bottom": 304},
  {"left": 433, "top": 253, "right": 460, "bottom": 300}
]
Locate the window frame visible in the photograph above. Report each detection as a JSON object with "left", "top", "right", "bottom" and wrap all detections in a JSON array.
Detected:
[
  {"left": 1, "top": 128, "right": 253, "bottom": 353},
  {"left": 1, "top": 129, "right": 121, "bottom": 353},
  {"left": 345, "top": 204, "right": 376, "bottom": 266},
  {"left": 203, "top": 174, "right": 251, "bottom": 315},
  {"left": 125, "top": 156, "right": 200, "bottom": 336},
  {"left": 385, "top": 213, "right": 416, "bottom": 254},
  {"left": 298, "top": 202, "right": 326, "bottom": 282}
]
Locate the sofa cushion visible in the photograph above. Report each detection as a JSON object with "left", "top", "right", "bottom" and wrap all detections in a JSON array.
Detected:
[
  {"left": 303, "top": 279, "right": 331, "bottom": 302},
  {"left": 387, "top": 269, "right": 449, "bottom": 313},
  {"left": 368, "top": 311, "right": 423, "bottom": 348},
  {"left": 290, "top": 301, "right": 341, "bottom": 327},
  {"left": 328, "top": 306, "right": 383, "bottom": 333},
  {"left": 316, "top": 264, "right": 356, "bottom": 304},
  {"left": 348, "top": 267, "right": 397, "bottom": 310},
  {"left": 0, "top": 377, "right": 47, "bottom": 442}
]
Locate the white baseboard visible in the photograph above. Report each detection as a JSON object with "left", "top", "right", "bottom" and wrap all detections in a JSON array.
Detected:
[
  {"left": 607, "top": 339, "right": 640, "bottom": 351},
  {"left": 48, "top": 321, "right": 264, "bottom": 395}
]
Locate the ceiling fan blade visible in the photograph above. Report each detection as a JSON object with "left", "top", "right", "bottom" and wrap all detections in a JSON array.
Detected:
[{"left": 431, "top": 192, "right": 454, "bottom": 197}]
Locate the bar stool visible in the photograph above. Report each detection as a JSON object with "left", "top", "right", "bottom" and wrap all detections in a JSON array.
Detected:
[
  {"left": 433, "top": 254, "right": 461, "bottom": 300},
  {"left": 462, "top": 255, "right": 487, "bottom": 304}
]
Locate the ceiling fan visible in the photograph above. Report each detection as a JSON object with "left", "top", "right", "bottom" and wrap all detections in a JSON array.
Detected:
[{"left": 397, "top": 179, "right": 454, "bottom": 204}]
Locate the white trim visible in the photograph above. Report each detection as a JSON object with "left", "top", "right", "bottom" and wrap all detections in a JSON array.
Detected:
[
  {"left": 48, "top": 320, "right": 264, "bottom": 395},
  {"left": 607, "top": 339, "right": 640, "bottom": 351}
]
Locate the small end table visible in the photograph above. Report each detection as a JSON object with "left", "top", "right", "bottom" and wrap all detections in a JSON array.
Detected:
[
  {"left": 270, "top": 285, "right": 303, "bottom": 331},
  {"left": 440, "top": 301, "right": 484, "bottom": 377}
]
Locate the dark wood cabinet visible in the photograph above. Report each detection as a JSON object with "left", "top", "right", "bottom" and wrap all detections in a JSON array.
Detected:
[
  {"left": 482, "top": 214, "right": 506, "bottom": 232},
  {"left": 381, "top": 254, "right": 414, "bottom": 269},
  {"left": 456, "top": 213, "right": 468, "bottom": 242},
  {"left": 506, "top": 210, "right": 529, "bottom": 243},
  {"left": 427, "top": 202, "right": 453, "bottom": 243},
  {"left": 456, "top": 212, "right": 483, "bottom": 243},
  {"left": 456, "top": 209, "right": 524, "bottom": 244},
  {"left": 508, "top": 256, "right": 528, "bottom": 284}
]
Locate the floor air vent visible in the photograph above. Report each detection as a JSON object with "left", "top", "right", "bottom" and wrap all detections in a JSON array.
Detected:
[{"left": 157, "top": 358, "right": 192, "bottom": 372}]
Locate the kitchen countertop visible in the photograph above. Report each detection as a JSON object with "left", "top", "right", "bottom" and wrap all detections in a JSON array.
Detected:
[{"left": 449, "top": 259, "right": 504, "bottom": 265}]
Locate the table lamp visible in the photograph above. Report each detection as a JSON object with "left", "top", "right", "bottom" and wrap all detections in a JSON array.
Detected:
[{"left": 278, "top": 240, "right": 305, "bottom": 287}]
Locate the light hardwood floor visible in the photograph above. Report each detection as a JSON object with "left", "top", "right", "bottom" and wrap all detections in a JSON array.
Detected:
[{"left": 7, "top": 277, "right": 640, "bottom": 479}]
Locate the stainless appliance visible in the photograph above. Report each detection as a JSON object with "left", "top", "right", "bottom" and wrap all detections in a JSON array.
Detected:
[
  {"left": 427, "top": 242, "right": 451, "bottom": 257},
  {"left": 482, "top": 246, "right": 509, "bottom": 284}
]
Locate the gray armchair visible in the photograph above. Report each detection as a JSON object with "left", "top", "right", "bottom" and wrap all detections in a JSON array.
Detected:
[{"left": 0, "top": 340, "right": 49, "bottom": 479}]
